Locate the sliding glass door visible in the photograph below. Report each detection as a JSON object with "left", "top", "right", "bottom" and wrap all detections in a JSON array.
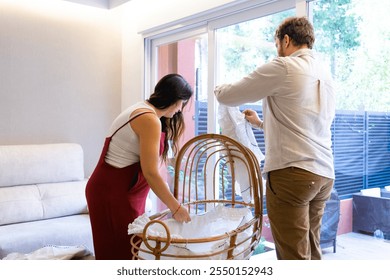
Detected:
[{"left": 146, "top": 30, "right": 208, "bottom": 210}]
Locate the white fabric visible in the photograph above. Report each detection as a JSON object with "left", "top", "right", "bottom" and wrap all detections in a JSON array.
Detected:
[
  {"left": 38, "top": 180, "right": 89, "bottom": 218},
  {"left": 2, "top": 245, "right": 92, "bottom": 260},
  {"left": 0, "top": 180, "right": 88, "bottom": 226},
  {"left": 129, "top": 205, "right": 253, "bottom": 260},
  {"left": 218, "top": 105, "right": 264, "bottom": 202},
  {"left": 215, "top": 49, "right": 335, "bottom": 179},
  {"left": 0, "top": 214, "right": 94, "bottom": 259},
  {"left": 360, "top": 188, "right": 381, "bottom": 197},
  {"left": 0, "top": 143, "right": 84, "bottom": 187},
  {"left": 0, "top": 185, "right": 43, "bottom": 225},
  {"left": 105, "top": 102, "right": 156, "bottom": 168},
  {"left": 0, "top": 143, "right": 92, "bottom": 259}
]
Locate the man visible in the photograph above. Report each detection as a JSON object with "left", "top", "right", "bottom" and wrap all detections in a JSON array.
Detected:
[{"left": 214, "top": 16, "right": 335, "bottom": 260}]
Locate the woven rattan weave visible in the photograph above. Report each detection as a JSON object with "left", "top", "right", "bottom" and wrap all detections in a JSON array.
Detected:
[{"left": 130, "top": 133, "right": 263, "bottom": 260}]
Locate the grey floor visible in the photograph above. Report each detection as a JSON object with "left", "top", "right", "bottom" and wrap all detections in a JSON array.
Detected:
[{"left": 251, "top": 232, "right": 390, "bottom": 260}]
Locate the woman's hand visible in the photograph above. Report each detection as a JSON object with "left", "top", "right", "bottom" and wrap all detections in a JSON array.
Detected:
[
  {"left": 171, "top": 204, "right": 191, "bottom": 223},
  {"left": 243, "top": 109, "right": 263, "bottom": 129}
]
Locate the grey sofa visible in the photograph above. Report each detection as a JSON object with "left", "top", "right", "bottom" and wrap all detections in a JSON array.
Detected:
[{"left": 0, "top": 143, "right": 94, "bottom": 259}]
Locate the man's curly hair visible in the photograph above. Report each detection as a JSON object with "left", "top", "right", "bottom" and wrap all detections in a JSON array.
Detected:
[{"left": 275, "top": 16, "right": 315, "bottom": 49}]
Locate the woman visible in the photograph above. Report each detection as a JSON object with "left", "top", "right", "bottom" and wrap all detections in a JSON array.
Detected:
[{"left": 86, "top": 74, "right": 193, "bottom": 260}]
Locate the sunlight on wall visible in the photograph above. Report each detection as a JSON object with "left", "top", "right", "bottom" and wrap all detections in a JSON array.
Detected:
[
  {"left": 0, "top": 0, "right": 123, "bottom": 175},
  {"left": 1, "top": 0, "right": 110, "bottom": 21}
]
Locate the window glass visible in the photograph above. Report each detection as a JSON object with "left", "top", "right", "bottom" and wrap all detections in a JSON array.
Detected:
[
  {"left": 148, "top": 0, "right": 390, "bottom": 200},
  {"left": 311, "top": 0, "right": 390, "bottom": 197},
  {"left": 214, "top": 9, "right": 295, "bottom": 169},
  {"left": 216, "top": 9, "right": 295, "bottom": 85},
  {"left": 154, "top": 34, "right": 208, "bottom": 210},
  {"left": 156, "top": 34, "right": 208, "bottom": 140}
]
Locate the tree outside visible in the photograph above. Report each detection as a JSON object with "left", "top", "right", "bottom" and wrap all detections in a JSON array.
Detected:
[
  {"left": 217, "top": 9, "right": 295, "bottom": 85},
  {"left": 313, "top": 0, "right": 390, "bottom": 112},
  {"left": 214, "top": 0, "right": 390, "bottom": 196},
  {"left": 217, "top": 0, "right": 390, "bottom": 112}
]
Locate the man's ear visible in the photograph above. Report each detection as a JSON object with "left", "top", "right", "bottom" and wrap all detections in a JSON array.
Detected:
[{"left": 284, "top": 34, "right": 290, "bottom": 47}]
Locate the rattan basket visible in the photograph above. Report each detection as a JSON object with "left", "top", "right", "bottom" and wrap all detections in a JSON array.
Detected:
[{"left": 130, "top": 133, "right": 264, "bottom": 260}]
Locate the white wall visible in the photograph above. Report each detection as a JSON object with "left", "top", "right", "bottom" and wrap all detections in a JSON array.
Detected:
[
  {"left": 0, "top": 0, "right": 123, "bottom": 175},
  {"left": 0, "top": 0, "right": 239, "bottom": 175},
  {"left": 120, "top": 0, "right": 237, "bottom": 109}
]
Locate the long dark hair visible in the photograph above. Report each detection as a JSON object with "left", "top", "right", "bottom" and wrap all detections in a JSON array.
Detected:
[{"left": 147, "top": 73, "right": 193, "bottom": 161}]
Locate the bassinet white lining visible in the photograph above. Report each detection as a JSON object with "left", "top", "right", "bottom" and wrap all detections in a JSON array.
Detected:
[{"left": 128, "top": 205, "right": 253, "bottom": 260}]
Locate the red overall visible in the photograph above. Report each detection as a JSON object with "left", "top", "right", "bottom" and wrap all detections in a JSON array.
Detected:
[{"left": 86, "top": 114, "right": 165, "bottom": 260}]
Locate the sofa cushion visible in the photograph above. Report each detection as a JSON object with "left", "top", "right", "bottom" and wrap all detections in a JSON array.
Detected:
[
  {"left": 0, "top": 185, "right": 43, "bottom": 225},
  {"left": 0, "top": 214, "right": 94, "bottom": 259},
  {"left": 0, "top": 180, "right": 88, "bottom": 226},
  {"left": 38, "top": 180, "right": 88, "bottom": 219},
  {"left": 0, "top": 143, "right": 84, "bottom": 187}
]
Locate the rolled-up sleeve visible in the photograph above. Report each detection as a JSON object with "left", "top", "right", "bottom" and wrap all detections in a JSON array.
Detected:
[{"left": 214, "top": 58, "right": 287, "bottom": 106}]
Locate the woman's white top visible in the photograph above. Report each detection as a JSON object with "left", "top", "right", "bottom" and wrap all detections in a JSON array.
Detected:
[{"left": 105, "top": 102, "right": 156, "bottom": 168}]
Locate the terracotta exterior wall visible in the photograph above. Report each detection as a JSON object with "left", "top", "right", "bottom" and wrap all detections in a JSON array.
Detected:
[{"left": 156, "top": 40, "right": 197, "bottom": 212}]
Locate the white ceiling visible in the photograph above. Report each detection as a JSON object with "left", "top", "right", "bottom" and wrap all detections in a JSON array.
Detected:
[{"left": 64, "top": 0, "right": 131, "bottom": 9}]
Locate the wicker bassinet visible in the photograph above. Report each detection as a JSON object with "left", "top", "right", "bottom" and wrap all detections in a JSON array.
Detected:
[{"left": 130, "top": 133, "right": 264, "bottom": 260}]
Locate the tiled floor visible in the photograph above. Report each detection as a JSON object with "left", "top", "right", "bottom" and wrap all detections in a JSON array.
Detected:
[{"left": 251, "top": 232, "right": 390, "bottom": 260}]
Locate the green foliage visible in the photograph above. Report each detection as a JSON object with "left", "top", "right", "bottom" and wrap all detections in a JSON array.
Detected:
[
  {"left": 313, "top": 0, "right": 360, "bottom": 52},
  {"left": 252, "top": 237, "right": 272, "bottom": 255},
  {"left": 313, "top": 0, "right": 361, "bottom": 79},
  {"left": 313, "top": 0, "right": 390, "bottom": 111},
  {"left": 217, "top": 9, "right": 294, "bottom": 83},
  {"left": 218, "top": 0, "right": 390, "bottom": 112}
]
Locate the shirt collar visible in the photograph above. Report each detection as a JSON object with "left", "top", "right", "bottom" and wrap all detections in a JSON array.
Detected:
[{"left": 289, "top": 48, "right": 313, "bottom": 58}]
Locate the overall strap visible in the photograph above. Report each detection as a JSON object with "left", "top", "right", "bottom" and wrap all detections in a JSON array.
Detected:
[{"left": 110, "top": 110, "right": 155, "bottom": 139}]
